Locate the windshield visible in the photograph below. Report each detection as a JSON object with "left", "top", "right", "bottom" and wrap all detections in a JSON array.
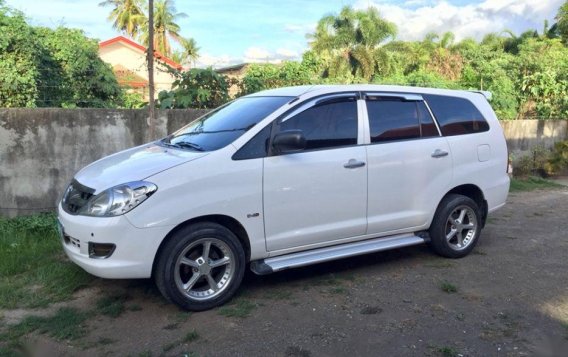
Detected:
[{"left": 162, "top": 96, "right": 292, "bottom": 152}]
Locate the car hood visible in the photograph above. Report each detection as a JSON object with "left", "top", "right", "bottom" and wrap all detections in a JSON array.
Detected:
[{"left": 74, "top": 142, "right": 208, "bottom": 192}]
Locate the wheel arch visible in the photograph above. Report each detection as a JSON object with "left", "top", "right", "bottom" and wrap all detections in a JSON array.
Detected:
[
  {"left": 151, "top": 214, "right": 251, "bottom": 277},
  {"left": 442, "top": 184, "right": 488, "bottom": 227}
]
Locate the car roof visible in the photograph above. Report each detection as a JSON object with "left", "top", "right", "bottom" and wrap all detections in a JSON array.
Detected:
[{"left": 246, "top": 84, "right": 491, "bottom": 100}]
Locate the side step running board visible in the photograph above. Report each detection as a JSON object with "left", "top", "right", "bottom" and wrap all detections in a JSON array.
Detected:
[{"left": 250, "top": 234, "right": 425, "bottom": 275}]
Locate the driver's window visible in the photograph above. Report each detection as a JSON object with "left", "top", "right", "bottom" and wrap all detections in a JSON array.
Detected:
[{"left": 278, "top": 98, "right": 358, "bottom": 150}]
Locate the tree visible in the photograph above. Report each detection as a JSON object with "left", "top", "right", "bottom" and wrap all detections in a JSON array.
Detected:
[
  {"left": 556, "top": 0, "right": 568, "bottom": 44},
  {"left": 420, "top": 31, "right": 463, "bottom": 81},
  {"left": 515, "top": 38, "right": 568, "bottom": 118},
  {"left": 0, "top": 4, "right": 44, "bottom": 107},
  {"left": 172, "top": 37, "right": 200, "bottom": 67},
  {"left": 101, "top": 0, "right": 193, "bottom": 59},
  {"left": 308, "top": 6, "right": 397, "bottom": 81},
  {"left": 158, "top": 68, "right": 228, "bottom": 109},
  {"left": 140, "top": 0, "right": 187, "bottom": 56},
  {"left": 0, "top": 3, "right": 122, "bottom": 108},
  {"left": 239, "top": 59, "right": 321, "bottom": 95},
  {"left": 37, "top": 27, "right": 122, "bottom": 108},
  {"left": 99, "top": 0, "right": 145, "bottom": 39}
]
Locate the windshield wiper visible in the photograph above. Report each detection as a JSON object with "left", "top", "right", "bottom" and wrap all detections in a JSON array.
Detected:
[
  {"left": 160, "top": 139, "right": 205, "bottom": 151},
  {"left": 174, "top": 127, "right": 250, "bottom": 138},
  {"left": 174, "top": 141, "right": 205, "bottom": 151}
]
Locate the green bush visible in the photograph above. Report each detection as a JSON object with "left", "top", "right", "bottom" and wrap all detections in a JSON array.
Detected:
[
  {"left": 547, "top": 140, "right": 568, "bottom": 174},
  {"left": 513, "top": 145, "right": 552, "bottom": 177},
  {"left": 159, "top": 68, "right": 229, "bottom": 109}
]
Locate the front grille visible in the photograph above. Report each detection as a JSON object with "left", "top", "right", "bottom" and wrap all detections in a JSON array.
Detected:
[{"left": 62, "top": 179, "right": 95, "bottom": 215}]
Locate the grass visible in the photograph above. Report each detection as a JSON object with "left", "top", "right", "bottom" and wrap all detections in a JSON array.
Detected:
[
  {"left": 95, "top": 291, "right": 130, "bottom": 318},
  {"left": 262, "top": 289, "right": 293, "bottom": 300},
  {"left": 218, "top": 298, "right": 257, "bottom": 318},
  {"left": 312, "top": 273, "right": 342, "bottom": 286},
  {"left": 183, "top": 330, "right": 200, "bottom": 343},
  {"left": 437, "top": 346, "right": 459, "bottom": 357},
  {"left": 425, "top": 260, "right": 455, "bottom": 268},
  {"left": 127, "top": 304, "right": 142, "bottom": 311},
  {"left": 1, "top": 307, "right": 89, "bottom": 343},
  {"left": 509, "top": 177, "right": 564, "bottom": 192},
  {"left": 161, "top": 330, "right": 200, "bottom": 353},
  {"left": 328, "top": 286, "right": 347, "bottom": 295},
  {"left": 440, "top": 281, "right": 458, "bottom": 294},
  {"left": 0, "top": 213, "right": 93, "bottom": 309},
  {"left": 561, "top": 321, "right": 568, "bottom": 339}
]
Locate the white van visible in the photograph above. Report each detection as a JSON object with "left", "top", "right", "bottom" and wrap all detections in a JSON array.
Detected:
[{"left": 58, "top": 85, "right": 510, "bottom": 310}]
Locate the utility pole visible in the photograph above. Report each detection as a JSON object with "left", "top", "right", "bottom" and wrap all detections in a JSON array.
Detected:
[{"left": 147, "top": 0, "right": 156, "bottom": 139}]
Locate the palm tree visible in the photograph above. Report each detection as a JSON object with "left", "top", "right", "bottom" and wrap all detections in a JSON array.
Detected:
[
  {"left": 99, "top": 0, "right": 145, "bottom": 39},
  {"left": 172, "top": 37, "right": 200, "bottom": 67},
  {"left": 308, "top": 6, "right": 397, "bottom": 81},
  {"left": 140, "top": 0, "right": 187, "bottom": 56}
]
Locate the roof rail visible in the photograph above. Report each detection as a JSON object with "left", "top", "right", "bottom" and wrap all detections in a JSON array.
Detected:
[{"left": 468, "top": 90, "right": 492, "bottom": 100}]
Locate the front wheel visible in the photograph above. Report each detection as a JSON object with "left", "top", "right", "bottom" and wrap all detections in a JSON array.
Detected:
[
  {"left": 154, "top": 222, "right": 245, "bottom": 311},
  {"left": 429, "top": 194, "right": 482, "bottom": 258}
]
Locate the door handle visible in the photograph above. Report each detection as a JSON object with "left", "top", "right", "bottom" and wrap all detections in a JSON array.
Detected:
[
  {"left": 431, "top": 149, "right": 449, "bottom": 158},
  {"left": 344, "top": 159, "right": 366, "bottom": 169}
]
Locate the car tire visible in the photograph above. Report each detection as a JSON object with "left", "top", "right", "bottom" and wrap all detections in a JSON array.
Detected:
[
  {"left": 154, "top": 222, "right": 245, "bottom": 311},
  {"left": 429, "top": 194, "right": 482, "bottom": 258}
]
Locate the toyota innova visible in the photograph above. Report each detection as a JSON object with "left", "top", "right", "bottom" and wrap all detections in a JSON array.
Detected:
[{"left": 58, "top": 85, "right": 510, "bottom": 310}]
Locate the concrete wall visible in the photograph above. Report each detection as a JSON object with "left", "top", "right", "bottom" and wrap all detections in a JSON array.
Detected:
[
  {"left": 0, "top": 108, "right": 208, "bottom": 217},
  {"left": 0, "top": 110, "right": 566, "bottom": 217},
  {"left": 501, "top": 120, "right": 568, "bottom": 153}
]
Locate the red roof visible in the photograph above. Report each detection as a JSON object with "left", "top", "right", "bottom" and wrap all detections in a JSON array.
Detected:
[{"left": 99, "top": 36, "right": 183, "bottom": 70}]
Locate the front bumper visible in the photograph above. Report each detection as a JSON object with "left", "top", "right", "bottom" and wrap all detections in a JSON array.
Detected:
[{"left": 57, "top": 203, "right": 174, "bottom": 279}]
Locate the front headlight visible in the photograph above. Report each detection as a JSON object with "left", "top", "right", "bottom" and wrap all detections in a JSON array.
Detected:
[{"left": 78, "top": 181, "right": 157, "bottom": 217}]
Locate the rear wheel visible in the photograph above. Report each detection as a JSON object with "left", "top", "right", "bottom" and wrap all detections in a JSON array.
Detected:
[
  {"left": 429, "top": 194, "right": 481, "bottom": 258},
  {"left": 154, "top": 222, "right": 245, "bottom": 311}
]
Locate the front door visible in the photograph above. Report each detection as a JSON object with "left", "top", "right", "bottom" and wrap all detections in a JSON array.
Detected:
[{"left": 263, "top": 94, "right": 367, "bottom": 252}]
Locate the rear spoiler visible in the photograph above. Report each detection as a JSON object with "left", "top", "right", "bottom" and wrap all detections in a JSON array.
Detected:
[{"left": 468, "top": 90, "right": 492, "bottom": 100}]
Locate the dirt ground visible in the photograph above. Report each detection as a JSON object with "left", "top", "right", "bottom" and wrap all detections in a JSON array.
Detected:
[{"left": 4, "top": 188, "right": 568, "bottom": 357}]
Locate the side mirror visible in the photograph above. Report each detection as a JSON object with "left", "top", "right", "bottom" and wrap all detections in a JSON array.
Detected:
[{"left": 272, "top": 130, "right": 306, "bottom": 154}]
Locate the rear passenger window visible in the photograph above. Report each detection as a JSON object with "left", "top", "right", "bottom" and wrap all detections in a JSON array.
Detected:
[
  {"left": 424, "top": 94, "right": 489, "bottom": 136},
  {"left": 366, "top": 98, "right": 439, "bottom": 143}
]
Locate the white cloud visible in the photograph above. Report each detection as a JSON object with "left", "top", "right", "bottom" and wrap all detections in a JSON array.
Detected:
[
  {"left": 195, "top": 53, "right": 239, "bottom": 69},
  {"left": 354, "top": 0, "right": 563, "bottom": 41},
  {"left": 284, "top": 24, "right": 304, "bottom": 33},
  {"left": 242, "top": 46, "right": 301, "bottom": 64},
  {"left": 284, "top": 23, "right": 316, "bottom": 34},
  {"left": 276, "top": 48, "right": 300, "bottom": 59},
  {"left": 243, "top": 47, "right": 272, "bottom": 62}
]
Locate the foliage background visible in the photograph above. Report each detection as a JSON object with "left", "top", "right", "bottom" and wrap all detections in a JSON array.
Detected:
[
  {"left": 0, "top": 2, "right": 123, "bottom": 108},
  {"left": 1, "top": 0, "right": 568, "bottom": 118}
]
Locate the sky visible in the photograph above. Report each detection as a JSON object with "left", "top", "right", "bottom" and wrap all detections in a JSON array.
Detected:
[{"left": 5, "top": 0, "right": 565, "bottom": 68}]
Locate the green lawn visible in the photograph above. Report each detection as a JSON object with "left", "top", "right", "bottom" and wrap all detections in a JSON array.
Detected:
[
  {"left": 509, "top": 177, "right": 565, "bottom": 192},
  {"left": 0, "top": 213, "right": 93, "bottom": 309}
]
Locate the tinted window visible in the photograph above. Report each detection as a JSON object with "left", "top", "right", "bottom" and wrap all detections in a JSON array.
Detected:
[
  {"left": 164, "top": 96, "right": 291, "bottom": 151},
  {"left": 424, "top": 94, "right": 489, "bottom": 136},
  {"left": 232, "top": 124, "right": 272, "bottom": 160},
  {"left": 366, "top": 99, "right": 421, "bottom": 143},
  {"left": 278, "top": 98, "right": 358, "bottom": 150}
]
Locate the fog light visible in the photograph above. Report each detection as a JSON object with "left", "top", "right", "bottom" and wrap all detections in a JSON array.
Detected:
[{"left": 88, "top": 242, "right": 116, "bottom": 259}]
